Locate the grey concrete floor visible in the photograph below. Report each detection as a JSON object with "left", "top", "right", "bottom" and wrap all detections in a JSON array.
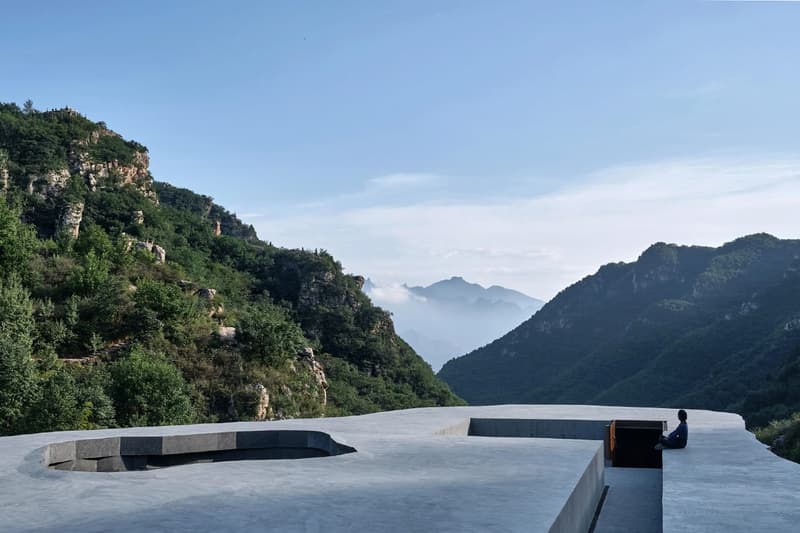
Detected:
[
  {"left": 593, "top": 466, "right": 662, "bottom": 533},
  {"left": 2, "top": 406, "right": 799, "bottom": 532}
]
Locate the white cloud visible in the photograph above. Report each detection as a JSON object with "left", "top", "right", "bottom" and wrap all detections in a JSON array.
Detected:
[
  {"left": 367, "top": 173, "right": 442, "bottom": 189},
  {"left": 293, "top": 172, "right": 445, "bottom": 211},
  {"left": 252, "top": 156, "right": 800, "bottom": 300},
  {"left": 366, "top": 284, "right": 426, "bottom": 305}
]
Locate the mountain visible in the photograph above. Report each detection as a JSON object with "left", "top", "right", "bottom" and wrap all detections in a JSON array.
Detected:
[
  {"left": 365, "top": 276, "right": 543, "bottom": 371},
  {"left": 0, "top": 102, "right": 462, "bottom": 435},
  {"left": 438, "top": 235, "right": 800, "bottom": 428}
]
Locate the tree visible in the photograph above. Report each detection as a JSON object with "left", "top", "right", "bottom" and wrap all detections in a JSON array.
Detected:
[
  {"left": 71, "top": 364, "right": 116, "bottom": 429},
  {"left": 109, "top": 346, "right": 193, "bottom": 427},
  {"left": 238, "top": 302, "right": 307, "bottom": 365},
  {"left": 73, "top": 223, "right": 113, "bottom": 260},
  {"left": 131, "top": 278, "right": 199, "bottom": 343},
  {"left": 0, "top": 275, "right": 38, "bottom": 434},
  {"left": 22, "top": 362, "right": 116, "bottom": 433},
  {"left": 70, "top": 249, "right": 110, "bottom": 294},
  {"left": 22, "top": 99, "right": 35, "bottom": 115},
  {"left": 0, "top": 199, "right": 37, "bottom": 280},
  {"left": 22, "top": 366, "right": 81, "bottom": 433}
]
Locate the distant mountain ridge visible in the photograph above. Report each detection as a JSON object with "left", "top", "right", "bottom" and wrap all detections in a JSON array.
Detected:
[
  {"left": 407, "top": 276, "right": 541, "bottom": 309},
  {"left": 365, "top": 276, "right": 543, "bottom": 371},
  {"left": 438, "top": 234, "right": 800, "bottom": 427}
]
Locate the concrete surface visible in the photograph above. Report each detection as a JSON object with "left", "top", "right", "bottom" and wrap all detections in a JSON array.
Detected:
[
  {"left": 0, "top": 405, "right": 797, "bottom": 532},
  {"left": 593, "top": 467, "right": 662, "bottom": 533}
]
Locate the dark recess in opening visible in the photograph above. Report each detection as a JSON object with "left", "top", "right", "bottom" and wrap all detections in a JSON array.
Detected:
[{"left": 610, "top": 420, "right": 666, "bottom": 469}]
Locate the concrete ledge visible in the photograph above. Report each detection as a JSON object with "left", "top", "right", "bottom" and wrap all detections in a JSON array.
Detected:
[
  {"left": 120, "top": 436, "right": 162, "bottom": 456},
  {"left": 549, "top": 444, "right": 605, "bottom": 533},
  {"left": 75, "top": 437, "right": 120, "bottom": 459},
  {"left": 469, "top": 418, "right": 611, "bottom": 440},
  {"left": 45, "top": 440, "right": 75, "bottom": 464},
  {"left": 236, "top": 430, "right": 280, "bottom": 449},
  {"left": 162, "top": 432, "right": 237, "bottom": 455},
  {"left": 432, "top": 418, "right": 470, "bottom": 436},
  {"left": 45, "top": 430, "right": 356, "bottom": 472}
]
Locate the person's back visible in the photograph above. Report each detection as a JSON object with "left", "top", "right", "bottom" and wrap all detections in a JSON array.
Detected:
[
  {"left": 666, "top": 419, "right": 688, "bottom": 449},
  {"left": 656, "top": 409, "right": 688, "bottom": 450}
]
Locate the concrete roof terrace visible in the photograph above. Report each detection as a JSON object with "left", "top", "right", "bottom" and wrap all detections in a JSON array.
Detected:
[{"left": 0, "top": 405, "right": 798, "bottom": 532}]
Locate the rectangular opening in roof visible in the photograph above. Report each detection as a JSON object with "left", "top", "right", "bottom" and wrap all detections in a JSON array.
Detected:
[{"left": 468, "top": 418, "right": 666, "bottom": 469}]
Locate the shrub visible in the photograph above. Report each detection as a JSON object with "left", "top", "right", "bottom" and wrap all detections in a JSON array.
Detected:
[{"left": 109, "top": 346, "right": 193, "bottom": 427}]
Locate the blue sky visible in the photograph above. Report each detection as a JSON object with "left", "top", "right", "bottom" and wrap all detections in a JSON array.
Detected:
[{"left": 3, "top": 1, "right": 800, "bottom": 298}]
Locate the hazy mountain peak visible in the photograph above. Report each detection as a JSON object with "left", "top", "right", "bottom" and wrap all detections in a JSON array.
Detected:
[{"left": 364, "top": 277, "right": 543, "bottom": 370}]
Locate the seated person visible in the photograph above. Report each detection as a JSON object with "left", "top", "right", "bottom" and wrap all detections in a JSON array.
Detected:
[{"left": 655, "top": 409, "right": 688, "bottom": 450}]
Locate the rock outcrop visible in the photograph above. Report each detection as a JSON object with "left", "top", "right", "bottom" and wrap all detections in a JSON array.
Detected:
[
  {"left": 133, "top": 240, "right": 166, "bottom": 264},
  {"left": 196, "top": 288, "right": 217, "bottom": 300},
  {"left": 15, "top": 118, "right": 157, "bottom": 204},
  {"left": 252, "top": 383, "right": 270, "bottom": 421},
  {"left": 300, "top": 347, "right": 329, "bottom": 407},
  {"left": 24, "top": 168, "right": 72, "bottom": 198},
  {"left": 784, "top": 317, "right": 800, "bottom": 331},
  {"left": 152, "top": 245, "right": 166, "bottom": 264},
  {"left": 60, "top": 202, "right": 84, "bottom": 238},
  {"left": 208, "top": 304, "right": 224, "bottom": 318},
  {"left": 195, "top": 288, "right": 224, "bottom": 317},
  {"left": 68, "top": 129, "right": 156, "bottom": 201},
  {"left": 217, "top": 326, "right": 236, "bottom": 341},
  {"left": 0, "top": 150, "right": 8, "bottom": 191},
  {"left": 298, "top": 270, "right": 364, "bottom": 314}
]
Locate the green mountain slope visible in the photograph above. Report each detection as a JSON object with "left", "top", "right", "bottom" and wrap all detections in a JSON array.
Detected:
[
  {"left": 439, "top": 234, "right": 800, "bottom": 427},
  {"left": 0, "top": 102, "right": 461, "bottom": 435}
]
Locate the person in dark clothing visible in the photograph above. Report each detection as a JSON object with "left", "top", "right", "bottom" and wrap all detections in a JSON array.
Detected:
[{"left": 655, "top": 409, "right": 688, "bottom": 450}]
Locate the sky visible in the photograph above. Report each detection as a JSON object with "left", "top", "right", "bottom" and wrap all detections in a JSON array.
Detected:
[{"left": 2, "top": 1, "right": 800, "bottom": 300}]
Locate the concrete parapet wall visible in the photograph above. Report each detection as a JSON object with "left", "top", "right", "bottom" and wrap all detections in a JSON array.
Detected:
[
  {"left": 469, "top": 418, "right": 611, "bottom": 440},
  {"left": 548, "top": 444, "right": 605, "bottom": 533},
  {"left": 432, "top": 418, "right": 470, "bottom": 436},
  {"left": 44, "top": 430, "right": 356, "bottom": 472}
]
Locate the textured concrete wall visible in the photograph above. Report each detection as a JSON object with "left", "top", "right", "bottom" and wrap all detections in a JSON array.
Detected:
[
  {"left": 432, "top": 418, "right": 471, "bottom": 436},
  {"left": 549, "top": 445, "right": 605, "bottom": 533},
  {"left": 45, "top": 430, "right": 355, "bottom": 472},
  {"left": 469, "top": 418, "right": 611, "bottom": 440}
]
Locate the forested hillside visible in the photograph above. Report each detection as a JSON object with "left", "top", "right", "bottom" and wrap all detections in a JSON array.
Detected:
[
  {"left": 439, "top": 234, "right": 800, "bottom": 430},
  {"left": 0, "top": 102, "right": 461, "bottom": 435}
]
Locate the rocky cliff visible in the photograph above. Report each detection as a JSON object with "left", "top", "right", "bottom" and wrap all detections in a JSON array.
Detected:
[{"left": 0, "top": 104, "right": 156, "bottom": 238}]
